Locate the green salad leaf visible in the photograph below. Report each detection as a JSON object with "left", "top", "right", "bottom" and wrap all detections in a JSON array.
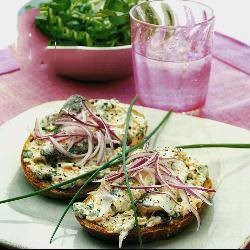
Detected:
[{"left": 35, "top": 0, "right": 140, "bottom": 47}]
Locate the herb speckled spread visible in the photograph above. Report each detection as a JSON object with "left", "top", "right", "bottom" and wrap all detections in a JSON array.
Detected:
[{"left": 73, "top": 147, "right": 210, "bottom": 236}]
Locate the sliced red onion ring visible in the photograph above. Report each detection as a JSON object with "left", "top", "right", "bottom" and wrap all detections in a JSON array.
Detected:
[
  {"left": 180, "top": 190, "right": 201, "bottom": 231},
  {"left": 106, "top": 154, "right": 158, "bottom": 182},
  {"left": 165, "top": 175, "right": 215, "bottom": 193},
  {"left": 97, "top": 132, "right": 105, "bottom": 165},
  {"left": 189, "top": 188, "right": 212, "bottom": 206},
  {"left": 89, "top": 131, "right": 102, "bottom": 159},
  {"left": 174, "top": 176, "right": 213, "bottom": 206},
  {"left": 105, "top": 158, "right": 147, "bottom": 182},
  {"left": 125, "top": 158, "right": 147, "bottom": 173},
  {"left": 155, "top": 159, "right": 175, "bottom": 194},
  {"left": 126, "top": 152, "right": 152, "bottom": 164},
  {"left": 60, "top": 109, "right": 99, "bottom": 129},
  {"left": 76, "top": 127, "right": 94, "bottom": 166},
  {"left": 84, "top": 103, "right": 120, "bottom": 141},
  {"left": 111, "top": 184, "right": 164, "bottom": 189},
  {"left": 34, "top": 118, "right": 43, "bottom": 138},
  {"left": 127, "top": 153, "right": 158, "bottom": 173},
  {"left": 49, "top": 137, "right": 86, "bottom": 158},
  {"left": 37, "top": 133, "right": 85, "bottom": 140}
]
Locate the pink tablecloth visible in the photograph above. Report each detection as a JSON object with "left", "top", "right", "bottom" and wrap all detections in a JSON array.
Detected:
[{"left": 0, "top": 9, "right": 250, "bottom": 132}]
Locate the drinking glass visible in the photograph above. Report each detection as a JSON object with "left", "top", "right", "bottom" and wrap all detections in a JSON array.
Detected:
[{"left": 130, "top": 0, "right": 215, "bottom": 113}]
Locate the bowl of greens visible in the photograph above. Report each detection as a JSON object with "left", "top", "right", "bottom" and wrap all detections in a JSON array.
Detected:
[{"left": 32, "top": 0, "right": 140, "bottom": 81}]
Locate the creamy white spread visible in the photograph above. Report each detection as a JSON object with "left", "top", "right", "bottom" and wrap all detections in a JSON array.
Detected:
[{"left": 91, "top": 99, "right": 147, "bottom": 144}]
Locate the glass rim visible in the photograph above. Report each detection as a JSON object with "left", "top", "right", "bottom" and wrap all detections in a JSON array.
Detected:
[{"left": 129, "top": 0, "right": 215, "bottom": 29}]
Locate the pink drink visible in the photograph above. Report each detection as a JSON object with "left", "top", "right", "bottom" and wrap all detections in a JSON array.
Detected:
[
  {"left": 130, "top": 0, "right": 215, "bottom": 113},
  {"left": 133, "top": 52, "right": 212, "bottom": 112}
]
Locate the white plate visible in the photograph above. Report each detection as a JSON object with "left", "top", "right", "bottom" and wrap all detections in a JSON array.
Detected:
[{"left": 0, "top": 101, "right": 250, "bottom": 249}]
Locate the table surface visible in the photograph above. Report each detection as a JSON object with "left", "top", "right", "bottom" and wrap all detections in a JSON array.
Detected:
[{"left": 0, "top": 1, "right": 250, "bottom": 249}]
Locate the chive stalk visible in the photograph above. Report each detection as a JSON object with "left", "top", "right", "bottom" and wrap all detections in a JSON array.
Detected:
[
  {"left": 177, "top": 144, "right": 250, "bottom": 149},
  {"left": 121, "top": 96, "right": 142, "bottom": 248}
]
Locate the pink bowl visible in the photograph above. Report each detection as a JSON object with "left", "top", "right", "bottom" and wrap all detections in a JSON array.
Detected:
[{"left": 45, "top": 45, "right": 132, "bottom": 82}]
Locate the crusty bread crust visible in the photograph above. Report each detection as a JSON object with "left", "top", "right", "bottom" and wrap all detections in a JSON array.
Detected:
[
  {"left": 75, "top": 179, "right": 212, "bottom": 244},
  {"left": 21, "top": 135, "right": 98, "bottom": 200}
]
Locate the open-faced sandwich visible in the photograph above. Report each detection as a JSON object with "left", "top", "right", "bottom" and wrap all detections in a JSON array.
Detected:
[
  {"left": 73, "top": 147, "right": 215, "bottom": 248},
  {"left": 21, "top": 95, "right": 147, "bottom": 199}
]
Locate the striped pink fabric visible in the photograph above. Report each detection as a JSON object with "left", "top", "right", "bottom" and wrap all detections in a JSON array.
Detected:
[{"left": 0, "top": 50, "right": 20, "bottom": 75}]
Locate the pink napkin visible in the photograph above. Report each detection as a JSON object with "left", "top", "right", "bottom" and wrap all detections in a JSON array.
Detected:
[
  {"left": 213, "top": 32, "right": 250, "bottom": 75},
  {"left": 0, "top": 50, "right": 20, "bottom": 75},
  {"left": 201, "top": 32, "right": 250, "bottom": 129}
]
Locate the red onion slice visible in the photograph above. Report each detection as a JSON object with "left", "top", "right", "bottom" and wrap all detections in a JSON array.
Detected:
[
  {"left": 37, "top": 133, "right": 85, "bottom": 141},
  {"left": 165, "top": 175, "right": 215, "bottom": 193},
  {"left": 180, "top": 190, "right": 201, "bottom": 231},
  {"left": 89, "top": 131, "right": 102, "bottom": 159},
  {"left": 155, "top": 159, "right": 175, "bottom": 194},
  {"left": 189, "top": 189, "right": 212, "bottom": 206},
  {"left": 34, "top": 118, "right": 43, "bottom": 138},
  {"left": 84, "top": 103, "right": 120, "bottom": 142},
  {"left": 106, "top": 153, "right": 157, "bottom": 182},
  {"left": 97, "top": 132, "right": 106, "bottom": 165},
  {"left": 128, "top": 153, "right": 158, "bottom": 173},
  {"left": 60, "top": 109, "right": 99, "bottom": 129},
  {"left": 77, "top": 128, "right": 94, "bottom": 166},
  {"left": 67, "top": 138, "right": 75, "bottom": 151},
  {"left": 49, "top": 136, "right": 86, "bottom": 159},
  {"left": 111, "top": 184, "right": 164, "bottom": 190},
  {"left": 106, "top": 158, "right": 148, "bottom": 182},
  {"left": 126, "top": 152, "right": 152, "bottom": 164}
]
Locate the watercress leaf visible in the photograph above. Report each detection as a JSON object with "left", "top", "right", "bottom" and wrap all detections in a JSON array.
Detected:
[
  {"left": 109, "top": 13, "right": 129, "bottom": 26},
  {"left": 104, "top": 0, "right": 129, "bottom": 13}
]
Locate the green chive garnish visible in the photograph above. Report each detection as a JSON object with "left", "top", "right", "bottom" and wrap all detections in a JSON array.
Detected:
[
  {"left": 121, "top": 96, "right": 142, "bottom": 247},
  {"left": 177, "top": 143, "right": 250, "bottom": 149}
]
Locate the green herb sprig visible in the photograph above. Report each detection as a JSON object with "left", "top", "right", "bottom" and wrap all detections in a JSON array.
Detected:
[
  {"left": 177, "top": 143, "right": 250, "bottom": 149},
  {"left": 121, "top": 96, "right": 142, "bottom": 247}
]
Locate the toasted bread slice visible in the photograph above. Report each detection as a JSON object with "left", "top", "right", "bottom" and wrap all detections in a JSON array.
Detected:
[
  {"left": 73, "top": 147, "right": 214, "bottom": 246},
  {"left": 21, "top": 96, "right": 147, "bottom": 200},
  {"left": 75, "top": 178, "right": 212, "bottom": 244}
]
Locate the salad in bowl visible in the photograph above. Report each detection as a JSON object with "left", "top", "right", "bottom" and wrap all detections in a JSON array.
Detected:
[{"left": 21, "top": 0, "right": 141, "bottom": 81}]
